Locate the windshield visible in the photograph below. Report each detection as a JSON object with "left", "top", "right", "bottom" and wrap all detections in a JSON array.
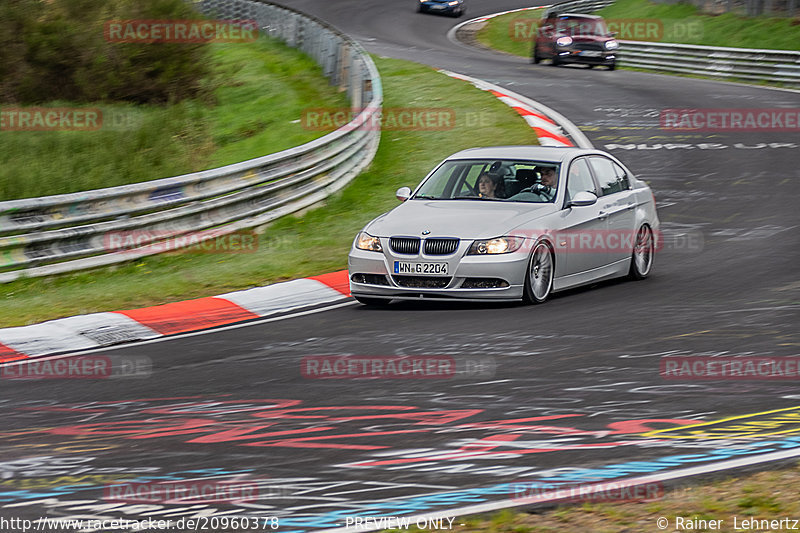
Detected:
[
  {"left": 413, "top": 159, "right": 561, "bottom": 203},
  {"left": 555, "top": 17, "right": 610, "bottom": 37}
]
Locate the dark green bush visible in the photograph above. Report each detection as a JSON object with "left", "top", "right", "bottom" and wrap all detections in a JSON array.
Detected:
[{"left": 0, "top": 0, "right": 213, "bottom": 104}]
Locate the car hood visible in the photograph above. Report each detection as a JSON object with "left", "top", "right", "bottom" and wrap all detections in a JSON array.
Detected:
[
  {"left": 365, "top": 200, "right": 557, "bottom": 240},
  {"left": 572, "top": 35, "right": 611, "bottom": 44}
]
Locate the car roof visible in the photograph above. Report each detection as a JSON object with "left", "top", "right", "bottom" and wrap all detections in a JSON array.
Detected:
[{"left": 445, "top": 145, "right": 597, "bottom": 164}]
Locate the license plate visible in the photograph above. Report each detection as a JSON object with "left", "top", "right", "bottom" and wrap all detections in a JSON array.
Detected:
[
  {"left": 579, "top": 50, "right": 602, "bottom": 57},
  {"left": 394, "top": 261, "right": 448, "bottom": 275},
  {"left": 430, "top": 4, "right": 445, "bottom": 9}
]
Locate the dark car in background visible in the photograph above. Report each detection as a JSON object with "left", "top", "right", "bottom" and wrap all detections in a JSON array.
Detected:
[
  {"left": 532, "top": 13, "right": 618, "bottom": 70},
  {"left": 418, "top": 0, "right": 465, "bottom": 17}
]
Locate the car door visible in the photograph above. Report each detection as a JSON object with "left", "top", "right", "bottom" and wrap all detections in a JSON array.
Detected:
[
  {"left": 559, "top": 157, "right": 606, "bottom": 277},
  {"left": 588, "top": 156, "right": 637, "bottom": 265}
]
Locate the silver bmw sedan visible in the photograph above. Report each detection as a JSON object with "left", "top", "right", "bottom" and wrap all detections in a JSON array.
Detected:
[{"left": 348, "top": 146, "right": 659, "bottom": 305}]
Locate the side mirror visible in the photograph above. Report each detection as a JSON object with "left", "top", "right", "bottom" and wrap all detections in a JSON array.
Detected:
[
  {"left": 569, "top": 191, "right": 598, "bottom": 207},
  {"left": 396, "top": 186, "right": 412, "bottom": 202}
]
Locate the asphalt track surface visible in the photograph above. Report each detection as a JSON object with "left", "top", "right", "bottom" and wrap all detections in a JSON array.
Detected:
[{"left": 1, "top": 1, "right": 799, "bottom": 531}]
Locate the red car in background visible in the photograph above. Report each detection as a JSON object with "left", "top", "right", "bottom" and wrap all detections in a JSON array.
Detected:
[{"left": 532, "top": 13, "right": 618, "bottom": 70}]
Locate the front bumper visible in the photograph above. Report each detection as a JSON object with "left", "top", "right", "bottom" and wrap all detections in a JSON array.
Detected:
[
  {"left": 558, "top": 49, "right": 616, "bottom": 66},
  {"left": 348, "top": 238, "right": 529, "bottom": 301}
]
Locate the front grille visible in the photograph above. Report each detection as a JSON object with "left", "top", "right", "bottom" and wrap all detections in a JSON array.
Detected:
[
  {"left": 575, "top": 42, "right": 603, "bottom": 51},
  {"left": 424, "top": 238, "right": 459, "bottom": 255},
  {"left": 393, "top": 276, "right": 451, "bottom": 289},
  {"left": 351, "top": 273, "right": 390, "bottom": 286},
  {"left": 390, "top": 237, "right": 420, "bottom": 255},
  {"left": 461, "top": 278, "right": 509, "bottom": 289}
]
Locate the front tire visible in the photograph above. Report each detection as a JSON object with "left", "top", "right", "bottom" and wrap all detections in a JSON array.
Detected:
[
  {"left": 532, "top": 45, "right": 541, "bottom": 64},
  {"left": 628, "top": 225, "right": 654, "bottom": 280},
  {"left": 551, "top": 54, "right": 561, "bottom": 67},
  {"left": 523, "top": 241, "right": 554, "bottom": 304},
  {"left": 354, "top": 295, "right": 392, "bottom": 306},
  {"left": 608, "top": 61, "right": 616, "bottom": 71}
]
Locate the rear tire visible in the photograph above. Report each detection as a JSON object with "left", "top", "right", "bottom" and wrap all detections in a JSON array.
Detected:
[
  {"left": 354, "top": 295, "right": 392, "bottom": 306},
  {"left": 523, "top": 241, "right": 554, "bottom": 304},
  {"left": 628, "top": 225, "right": 654, "bottom": 280}
]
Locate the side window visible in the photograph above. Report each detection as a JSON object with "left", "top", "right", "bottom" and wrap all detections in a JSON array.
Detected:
[
  {"left": 566, "top": 158, "right": 596, "bottom": 202},
  {"left": 613, "top": 161, "right": 630, "bottom": 190},
  {"left": 588, "top": 156, "right": 624, "bottom": 196}
]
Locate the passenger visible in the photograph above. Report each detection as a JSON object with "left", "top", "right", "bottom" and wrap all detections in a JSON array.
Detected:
[{"left": 477, "top": 172, "right": 505, "bottom": 199}]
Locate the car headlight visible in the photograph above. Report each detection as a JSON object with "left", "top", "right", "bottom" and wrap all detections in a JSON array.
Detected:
[
  {"left": 468, "top": 236, "right": 526, "bottom": 255},
  {"left": 556, "top": 36, "right": 573, "bottom": 47},
  {"left": 448, "top": 1, "right": 459, "bottom": 4},
  {"left": 355, "top": 232, "right": 382, "bottom": 252},
  {"left": 605, "top": 39, "right": 619, "bottom": 50}
]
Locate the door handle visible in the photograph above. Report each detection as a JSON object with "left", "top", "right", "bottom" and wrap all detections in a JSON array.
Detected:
[{"left": 598, "top": 210, "right": 609, "bottom": 220}]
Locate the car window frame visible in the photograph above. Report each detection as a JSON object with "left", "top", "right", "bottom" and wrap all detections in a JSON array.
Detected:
[
  {"left": 588, "top": 155, "right": 629, "bottom": 197},
  {"left": 563, "top": 156, "right": 600, "bottom": 208},
  {"left": 414, "top": 158, "right": 564, "bottom": 203}
]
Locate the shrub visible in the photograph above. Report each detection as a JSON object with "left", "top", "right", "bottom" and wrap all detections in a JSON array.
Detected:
[{"left": 0, "top": 0, "right": 213, "bottom": 104}]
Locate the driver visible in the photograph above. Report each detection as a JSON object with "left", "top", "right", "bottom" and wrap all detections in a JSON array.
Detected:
[
  {"left": 537, "top": 166, "right": 558, "bottom": 200},
  {"left": 508, "top": 166, "right": 558, "bottom": 201}
]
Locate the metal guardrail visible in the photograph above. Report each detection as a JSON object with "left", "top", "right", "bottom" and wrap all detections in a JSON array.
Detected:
[
  {"left": 544, "top": 0, "right": 616, "bottom": 17},
  {"left": 0, "top": 0, "right": 382, "bottom": 283},
  {"left": 548, "top": 0, "right": 800, "bottom": 87},
  {"left": 617, "top": 41, "right": 800, "bottom": 86},
  {"left": 655, "top": 0, "right": 797, "bottom": 18}
]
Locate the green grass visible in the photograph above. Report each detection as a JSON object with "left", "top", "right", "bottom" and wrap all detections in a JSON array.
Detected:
[
  {"left": 0, "top": 56, "right": 538, "bottom": 327},
  {"left": 434, "top": 461, "right": 800, "bottom": 532},
  {"left": 0, "top": 38, "right": 347, "bottom": 201},
  {"left": 475, "top": 0, "right": 800, "bottom": 57},
  {"left": 595, "top": 0, "right": 800, "bottom": 50},
  {"left": 475, "top": 9, "right": 545, "bottom": 58}
]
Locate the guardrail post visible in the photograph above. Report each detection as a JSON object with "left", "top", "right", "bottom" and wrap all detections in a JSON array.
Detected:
[{"left": 339, "top": 43, "right": 351, "bottom": 94}]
